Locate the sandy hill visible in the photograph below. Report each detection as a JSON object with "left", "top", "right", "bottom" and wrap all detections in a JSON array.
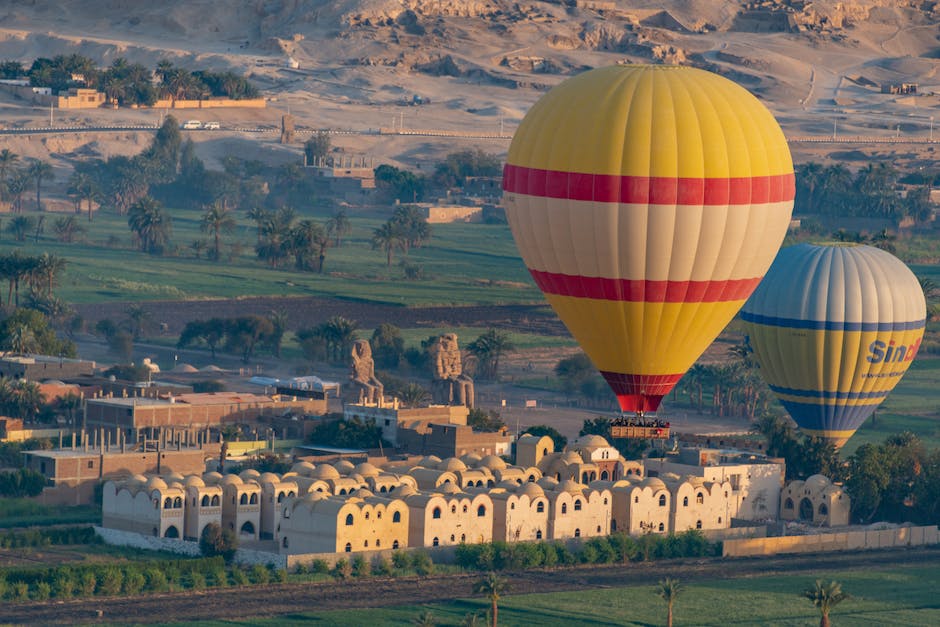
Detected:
[{"left": 0, "top": 0, "right": 939, "bottom": 174}]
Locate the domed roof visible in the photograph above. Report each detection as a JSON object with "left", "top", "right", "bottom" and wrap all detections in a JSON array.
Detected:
[
  {"left": 661, "top": 472, "right": 681, "bottom": 483},
  {"left": 334, "top": 460, "right": 355, "bottom": 474},
  {"left": 354, "top": 462, "right": 381, "bottom": 477},
  {"left": 497, "top": 480, "right": 520, "bottom": 490},
  {"left": 479, "top": 455, "right": 507, "bottom": 470},
  {"left": 575, "top": 434, "right": 611, "bottom": 448},
  {"left": 439, "top": 482, "right": 463, "bottom": 494},
  {"left": 202, "top": 471, "right": 223, "bottom": 484},
  {"left": 220, "top": 474, "right": 243, "bottom": 486},
  {"left": 183, "top": 475, "right": 206, "bottom": 488},
  {"left": 804, "top": 474, "right": 830, "bottom": 493},
  {"left": 259, "top": 472, "right": 280, "bottom": 484},
  {"left": 352, "top": 488, "right": 374, "bottom": 498},
  {"left": 311, "top": 465, "right": 341, "bottom": 480},
  {"left": 687, "top": 475, "right": 706, "bottom": 487},
  {"left": 560, "top": 451, "right": 584, "bottom": 464},
  {"left": 167, "top": 480, "right": 183, "bottom": 489},
  {"left": 461, "top": 453, "right": 482, "bottom": 466},
  {"left": 146, "top": 476, "right": 168, "bottom": 490},
  {"left": 301, "top": 491, "right": 327, "bottom": 505},
  {"left": 537, "top": 477, "right": 559, "bottom": 489},
  {"left": 393, "top": 484, "right": 417, "bottom": 497},
  {"left": 556, "top": 479, "right": 584, "bottom": 494},
  {"left": 518, "top": 482, "right": 544, "bottom": 498},
  {"left": 419, "top": 455, "right": 443, "bottom": 468},
  {"left": 438, "top": 457, "right": 467, "bottom": 472},
  {"left": 239, "top": 469, "right": 261, "bottom": 480},
  {"left": 641, "top": 477, "right": 666, "bottom": 490},
  {"left": 130, "top": 474, "right": 148, "bottom": 484},
  {"left": 291, "top": 462, "right": 317, "bottom": 476},
  {"left": 166, "top": 471, "right": 185, "bottom": 481}
]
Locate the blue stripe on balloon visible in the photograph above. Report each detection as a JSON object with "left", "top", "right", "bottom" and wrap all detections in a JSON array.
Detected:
[
  {"left": 769, "top": 385, "right": 890, "bottom": 401},
  {"left": 740, "top": 311, "right": 925, "bottom": 332},
  {"left": 779, "top": 400, "right": 877, "bottom": 434}
]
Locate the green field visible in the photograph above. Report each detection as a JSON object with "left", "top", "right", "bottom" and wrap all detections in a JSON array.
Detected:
[
  {"left": 1, "top": 207, "right": 541, "bottom": 307},
  {"left": 147, "top": 563, "right": 940, "bottom": 626}
]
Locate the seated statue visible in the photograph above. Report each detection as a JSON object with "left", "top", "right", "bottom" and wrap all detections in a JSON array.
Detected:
[
  {"left": 430, "top": 332, "right": 474, "bottom": 408},
  {"left": 349, "top": 339, "right": 383, "bottom": 404}
]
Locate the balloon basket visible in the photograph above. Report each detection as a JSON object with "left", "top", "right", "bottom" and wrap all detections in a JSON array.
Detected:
[{"left": 609, "top": 412, "right": 670, "bottom": 440}]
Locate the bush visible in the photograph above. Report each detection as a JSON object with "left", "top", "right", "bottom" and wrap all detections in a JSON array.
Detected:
[
  {"left": 190, "top": 571, "right": 206, "bottom": 590},
  {"left": 609, "top": 532, "right": 639, "bottom": 563},
  {"left": 391, "top": 551, "right": 410, "bottom": 571},
  {"left": 585, "top": 537, "right": 617, "bottom": 564},
  {"left": 210, "top": 567, "right": 229, "bottom": 587},
  {"left": 200, "top": 522, "right": 238, "bottom": 562},
  {"left": 12, "top": 582, "right": 28, "bottom": 601},
  {"left": 97, "top": 566, "right": 123, "bottom": 596},
  {"left": 53, "top": 570, "right": 75, "bottom": 598},
  {"left": 273, "top": 568, "right": 288, "bottom": 583},
  {"left": 79, "top": 571, "right": 97, "bottom": 597},
  {"left": 351, "top": 555, "right": 370, "bottom": 577},
  {"left": 332, "top": 559, "right": 352, "bottom": 580},
  {"left": 248, "top": 564, "right": 270, "bottom": 585},
  {"left": 579, "top": 542, "right": 598, "bottom": 564},
  {"left": 309, "top": 559, "right": 330, "bottom": 574},
  {"left": 230, "top": 567, "right": 249, "bottom": 586},
  {"left": 32, "top": 581, "right": 51, "bottom": 601},
  {"left": 144, "top": 568, "right": 168, "bottom": 593},
  {"left": 372, "top": 555, "right": 393, "bottom": 576},
  {"left": 412, "top": 551, "right": 434, "bottom": 576},
  {"left": 122, "top": 569, "right": 145, "bottom": 595}
]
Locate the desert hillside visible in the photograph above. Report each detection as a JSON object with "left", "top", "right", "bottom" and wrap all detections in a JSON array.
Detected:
[{"left": 0, "top": 0, "right": 939, "bottom": 177}]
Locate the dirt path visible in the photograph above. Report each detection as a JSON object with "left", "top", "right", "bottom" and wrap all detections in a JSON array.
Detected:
[{"left": 4, "top": 547, "right": 938, "bottom": 625}]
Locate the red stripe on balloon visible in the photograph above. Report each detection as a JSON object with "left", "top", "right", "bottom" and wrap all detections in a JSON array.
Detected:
[
  {"left": 529, "top": 269, "right": 761, "bottom": 302},
  {"left": 601, "top": 372, "right": 684, "bottom": 413},
  {"left": 502, "top": 164, "right": 795, "bottom": 205}
]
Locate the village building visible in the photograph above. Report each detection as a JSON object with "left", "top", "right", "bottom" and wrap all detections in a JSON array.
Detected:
[
  {"left": 0, "top": 354, "right": 96, "bottom": 381},
  {"left": 491, "top": 482, "right": 550, "bottom": 542},
  {"left": 343, "top": 400, "right": 469, "bottom": 448},
  {"left": 102, "top": 475, "right": 187, "bottom": 538},
  {"left": 404, "top": 487, "right": 494, "bottom": 547},
  {"left": 181, "top": 475, "right": 223, "bottom": 541},
  {"left": 217, "top": 473, "right": 262, "bottom": 540},
  {"left": 780, "top": 475, "right": 850, "bottom": 527}
]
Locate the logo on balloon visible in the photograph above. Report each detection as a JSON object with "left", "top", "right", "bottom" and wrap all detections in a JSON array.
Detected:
[{"left": 867, "top": 338, "right": 921, "bottom": 364}]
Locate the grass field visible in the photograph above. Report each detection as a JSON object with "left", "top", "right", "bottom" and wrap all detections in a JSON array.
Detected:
[
  {"left": 2, "top": 207, "right": 541, "bottom": 307},
  {"left": 146, "top": 563, "right": 940, "bottom": 626}
]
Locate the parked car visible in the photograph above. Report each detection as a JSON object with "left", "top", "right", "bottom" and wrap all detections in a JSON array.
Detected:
[
  {"left": 181, "top": 120, "right": 202, "bottom": 129},
  {"left": 203, "top": 121, "right": 220, "bottom": 130}
]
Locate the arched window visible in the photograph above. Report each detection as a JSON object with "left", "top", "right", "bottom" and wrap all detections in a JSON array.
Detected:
[
  {"left": 211, "top": 495, "right": 220, "bottom": 506},
  {"left": 574, "top": 499, "right": 582, "bottom": 511},
  {"left": 364, "top": 511, "right": 370, "bottom": 520},
  {"left": 658, "top": 494, "right": 667, "bottom": 507},
  {"left": 611, "top": 520, "right": 617, "bottom": 532},
  {"left": 450, "top": 534, "right": 456, "bottom": 542},
  {"left": 163, "top": 497, "right": 172, "bottom": 509},
  {"left": 364, "top": 540, "right": 368, "bottom": 548},
  {"left": 528, "top": 475, "right": 536, "bottom": 482},
  {"left": 345, "top": 513, "right": 354, "bottom": 526},
  {"left": 288, "top": 491, "right": 295, "bottom": 497},
  {"left": 380, "top": 486, "right": 387, "bottom": 493},
  {"left": 284, "top": 508, "right": 290, "bottom": 519},
  {"left": 536, "top": 501, "right": 545, "bottom": 513},
  {"left": 240, "top": 521, "right": 255, "bottom": 536},
  {"left": 239, "top": 493, "right": 248, "bottom": 505},
  {"left": 461, "top": 534, "right": 466, "bottom": 542},
  {"left": 542, "top": 448, "right": 548, "bottom": 457},
  {"left": 338, "top": 489, "right": 346, "bottom": 496},
  {"left": 477, "top": 505, "right": 486, "bottom": 517},
  {"left": 574, "top": 528, "right": 581, "bottom": 537},
  {"left": 536, "top": 529, "right": 543, "bottom": 539},
  {"left": 696, "top": 492, "right": 704, "bottom": 505},
  {"left": 173, "top": 496, "right": 182, "bottom": 508},
  {"left": 249, "top": 493, "right": 258, "bottom": 505},
  {"left": 696, "top": 520, "right": 702, "bottom": 529},
  {"left": 819, "top": 503, "right": 829, "bottom": 516},
  {"left": 451, "top": 504, "right": 457, "bottom": 514},
  {"left": 596, "top": 525, "right": 601, "bottom": 533},
  {"left": 164, "top": 525, "right": 179, "bottom": 538},
  {"left": 634, "top": 495, "right": 639, "bottom": 503},
  {"left": 277, "top": 492, "right": 285, "bottom": 503},
  {"left": 561, "top": 503, "right": 568, "bottom": 514},
  {"left": 393, "top": 511, "right": 402, "bottom": 523},
  {"left": 718, "top": 517, "right": 722, "bottom": 524},
  {"left": 201, "top": 495, "right": 210, "bottom": 507},
  {"left": 785, "top": 498, "right": 794, "bottom": 510},
  {"left": 433, "top": 507, "right": 442, "bottom": 519},
  {"left": 683, "top": 496, "right": 688, "bottom": 507},
  {"left": 377, "top": 511, "right": 382, "bottom": 519},
  {"left": 658, "top": 522, "right": 665, "bottom": 532},
  {"left": 433, "top": 537, "right": 440, "bottom": 546},
  {"left": 601, "top": 471, "right": 609, "bottom": 481},
  {"left": 487, "top": 480, "right": 495, "bottom": 488},
  {"left": 376, "top": 539, "right": 381, "bottom": 547},
  {"left": 283, "top": 537, "right": 289, "bottom": 548},
  {"left": 581, "top": 472, "right": 589, "bottom": 483},
  {"left": 344, "top": 543, "right": 352, "bottom": 552},
  {"left": 393, "top": 540, "right": 399, "bottom": 549},
  {"left": 463, "top": 505, "right": 468, "bottom": 513}
]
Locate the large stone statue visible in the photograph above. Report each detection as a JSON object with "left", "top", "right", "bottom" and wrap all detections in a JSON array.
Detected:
[
  {"left": 430, "top": 332, "right": 474, "bottom": 408},
  {"left": 350, "top": 339, "right": 383, "bottom": 404}
]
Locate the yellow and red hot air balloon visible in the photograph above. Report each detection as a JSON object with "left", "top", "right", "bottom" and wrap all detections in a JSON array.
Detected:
[
  {"left": 502, "top": 65, "right": 795, "bottom": 413},
  {"left": 741, "top": 243, "right": 926, "bottom": 447}
]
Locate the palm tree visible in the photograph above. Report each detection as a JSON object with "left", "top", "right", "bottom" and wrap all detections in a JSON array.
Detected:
[
  {"left": 6, "top": 324, "right": 37, "bottom": 355},
  {"left": 27, "top": 159, "right": 54, "bottom": 211},
  {"left": 67, "top": 171, "right": 99, "bottom": 221},
  {"left": 288, "top": 219, "right": 327, "bottom": 271},
  {"left": 128, "top": 196, "right": 171, "bottom": 254},
  {"left": 657, "top": 577, "right": 682, "bottom": 627},
  {"left": 201, "top": 203, "right": 236, "bottom": 261},
  {"left": 246, "top": 207, "right": 270, "bottom": 244},
  {"left": 125, "top": 304, "right": 151, "bottom": 340},
  {"left": 919, "top": 276, "right": 938, "bottom": 300},
  {"left": 53, "top": 215, "right": 85, "bottom": 243},
  {"left": 0, "top": 148, "right": 18, "bottom": 203},
  {"left": 803, "top": 579, "right": 849, "bottom": 627},
  {"left": 6, "top": 215, "right": 35, "bottom": 242},
  {"left": 372, "top": 221, "right": 404, "bottom": 267},
  {"left": 326, "top": 209, "right": 351, "bottom": 246},
  {"left": 397, "top": 383, "right": 430, "bottom": 408},
  {"left": 411, "top": 609, "right": 436, "bottom": 627},
  {"left": 467, "top": 329, "right": 515, "bottom": 381},
  {"left": 320, "top": 316, "right": 359, "bottom": 363},
  {"left": 473, "top": 572, "right": 507, "bottom": 627},
  {"left": 35, "top": 253, "right": 66, "bottom": 297}
]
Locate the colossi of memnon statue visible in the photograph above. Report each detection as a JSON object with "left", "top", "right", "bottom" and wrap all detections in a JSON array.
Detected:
[{"left": 430, "top": 333, "right": 474, "bottom": 408}]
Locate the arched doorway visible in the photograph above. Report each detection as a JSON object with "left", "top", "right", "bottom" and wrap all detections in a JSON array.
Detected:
[
  {"left": 164, "top": 525, "right": 179, "bottom": 538},
  {"left": 240, "top": 520, "right": 256, "bottom": 537},
  {"left": 799, "top": 498, "right": 814, "bottom": 521}
]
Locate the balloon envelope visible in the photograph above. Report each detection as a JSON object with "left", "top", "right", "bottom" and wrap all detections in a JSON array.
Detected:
[
  {"left": 741, "top": 243, "right": 926, "bottom": 446},
  {"left": 502, "top": 65, "right": 795, "bottom": 412}
]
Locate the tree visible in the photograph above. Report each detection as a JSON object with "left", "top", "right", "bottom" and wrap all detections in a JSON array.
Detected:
[
  {"left": 0, "top": 308, "right": 76, "bottom": 357},
  {"left": 308, "top": 417, "right": 389, "bottom": 449},
  {"left": 178, "top": 318, "right": 227, "bottom": 358},
  {"left": 53, "top": 215, "right": 85, "bottom": 243},
  {"left": 288, "top": 219, "right": 329, "bottom": 271},
  {"left": 803, "top": 579, "right": 849, "bottom": 627},
  {"left": 371, "top": 323, "right": 405, "bottom": 369},
  {"left": 372, "top": 221, "right": 405, "bottom": 267},
  {"left": 473, "top": 572, "right": 508, "bottom": 627},
  {"left": 26, "top": 159, "right": 54, "bottom": 211},
  {"left": 6, "top": 215, "right": 34, "bottom": 242},
  {"left": 124, "top": 304, "right": 151, "bottom": 340},
  {"left": 374, "top": 164, "right": 425, "bottom": 202},
  {"left": 326, "top": 209, "right": 351, "bottom": 247},
  {"left": 67, "top": 170, "right": 99, "bottom": 221},
  {"left": 128, "top": 196, "right": 171, "bottom": 254},
  {"left": 304, "top": 131, "right": 331, "bottom": 165},
  {"left": 0, "top": 148, "right": 18, "bottom": 203},
  {"left": 467, "top": 408, "right": 506, "bottom": 433},
  {"left": 657, "top": 577, "right": 682, "bottom": 627},
  {"left": 467, "top": 329, "right": 515, "bottom": 381},
  {"left": 298, "top": 316, "right": 359, "bottom": 364},
  {"left": 199, "top": 522, "right": 238, "bottom": 562},
  {"left": 412, "top": 609, "right": 437, "bottom": 627},
  {"left": 397, "top": 383, "right": 431, "bottom": 408},
  {"left": 390, "top": 204, "right": 431, "bottom": 253},
  {"left": 225, "top": 315, "right": 276, "bottom": 363},
  {"left": 201, "top": 203, "right": 236, "bottom": 261},
  {"left": 521, "top": 425, "right": 566, "bottom": 451}
]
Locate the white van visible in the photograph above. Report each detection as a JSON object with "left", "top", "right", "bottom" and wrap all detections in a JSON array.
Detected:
[
  {"left": 203, "top": 121, "right": 220, "bottom": 130},
  {"left": 181, "top": 120, "right": 202, "bottom": 129}
]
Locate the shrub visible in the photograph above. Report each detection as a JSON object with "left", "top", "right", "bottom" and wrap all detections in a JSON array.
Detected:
[
  {"left": 32, "top": 581, "right": 51, "bottom": 601},
  {"left": 79, "top": 571, "right": 97, "bottom": 597},
  {"left": 412, "top": 551, "right": 434, "bottom": 576},
  {"left": 230, "top": 568, "right": 249, "bottom": 586},
  {"left": 579, "top": 542, "right": 598, "bottom": 564},
  {"left": 332, "top": 559, "right": 352, "bottom": 580},
  {"left": 351, "top": 555, "right": 370, "bottom": 577},
  {"left": 190, "top": 571, "right": 206, "bottom": 590},
  {"left": 541, "top": 542, "right": 558, "bottom": 568},
  {"left": 248, "top": 564, "right": 270, "bottom": 585},
  {"left": 309, "top": 559, "right": 330, "bottom": 574},
  {"left": 12, "top": 582, "right": 29, "bottom": 601},
  {"left": 144, "top": 568, "right": 168, "bottom": 593},
  {"left": 273, "top": 568, "right": 288, "bottom": 583},
  {"left": 585, "top": 537, "right": 617, "bottom": 563},
  {"left": 391, "top": 551, "right": 410, "bottom": 571},
  {"left": 97, "top": 566, "right": 123, "bottom": 596},
  {"left": 210, "top": 567, "right": 229, "bottom": 587},
  {"left": 52, "top": 569, "right": 75, "bottom": 599},
  {"left": 199, "top": 522, "right": 238, "bottom": 562},
  {"left": 372, "top": 555, "right": 393, "bottom": 577},
  {"left": 122, "top": 570, "right": 145, "bottom": 595},
  {"left": 609, "top": 532, "right": 639, "bottom": 563}
]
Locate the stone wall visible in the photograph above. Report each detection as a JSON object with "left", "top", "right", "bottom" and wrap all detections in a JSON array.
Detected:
[
  {"left": 722, "top": 525, "right": 939, "bottom": 557},
  {"left": 152, "top": 99, "right": 266, "bottom": 109}
]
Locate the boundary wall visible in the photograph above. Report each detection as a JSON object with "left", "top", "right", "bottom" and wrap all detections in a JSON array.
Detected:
[{"left": 722, "top": 525, "right": 939, "bottom": 557}]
